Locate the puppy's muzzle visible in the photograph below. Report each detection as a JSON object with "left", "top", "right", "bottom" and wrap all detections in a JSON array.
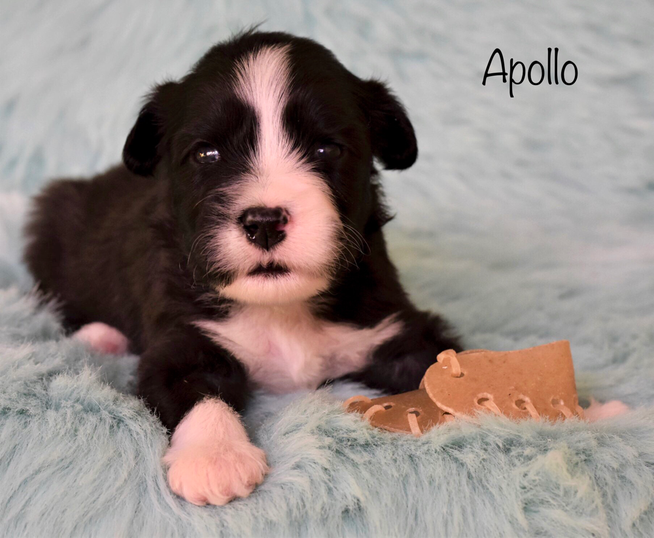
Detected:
[{"left": 239, "top": 207, "right": 289, "bottom": 251}]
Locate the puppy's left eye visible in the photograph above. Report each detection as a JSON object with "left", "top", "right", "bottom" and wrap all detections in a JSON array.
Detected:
[
  {"left": 194, "top": 145, "right": 220, "bottom": 164},
  {"left": 315, "top": 143, "right": 343, "bottom": 160}
]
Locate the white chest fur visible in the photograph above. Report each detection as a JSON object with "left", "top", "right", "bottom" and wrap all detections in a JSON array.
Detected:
[{"left": 195, "top": 305, "right": 401, "bottom": 393}]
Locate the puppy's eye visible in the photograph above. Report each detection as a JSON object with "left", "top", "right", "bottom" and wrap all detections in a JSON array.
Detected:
[
  {"left": 194, "top": 145, "right": 220, "bottom": 164},
  {"left": 315, "top": 143, "right": 343, "bottom": 160}
]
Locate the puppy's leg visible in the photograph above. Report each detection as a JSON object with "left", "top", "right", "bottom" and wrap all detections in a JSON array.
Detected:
[
  {"left": 348, "top": 311, "right": 462, "bottom": 394},
  {"left": 163, "top": 398, "right": 268, "bottom": 506},
  {"left": 138, "top": 332, "right": 268, "bottom": 506}
]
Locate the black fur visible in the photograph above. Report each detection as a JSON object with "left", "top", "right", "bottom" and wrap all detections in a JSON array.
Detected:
[{"left": 23, "top": 30, "right": 461, "bottom": 432}]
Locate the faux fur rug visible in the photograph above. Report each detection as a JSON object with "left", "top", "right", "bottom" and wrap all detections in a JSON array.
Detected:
[{"left": 1, "top": 1, "right": 653, "bottom": 536}]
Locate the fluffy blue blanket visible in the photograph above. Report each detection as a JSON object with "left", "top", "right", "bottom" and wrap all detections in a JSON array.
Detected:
[{"left": 1, "top": 1, "right": 653, "bottom": 536}]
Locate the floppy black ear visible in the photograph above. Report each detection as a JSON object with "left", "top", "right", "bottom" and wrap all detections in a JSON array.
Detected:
[
  {"left": 123, "top": 82, "right": 177, "bottom": 176},
  {"left": 359, "top": 79, "right": 418, "bottom": 170}
]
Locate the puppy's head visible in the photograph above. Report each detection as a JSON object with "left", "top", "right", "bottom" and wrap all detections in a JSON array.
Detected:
[{"left": 123, "top": 31, "right": 417, "bottom": 305}]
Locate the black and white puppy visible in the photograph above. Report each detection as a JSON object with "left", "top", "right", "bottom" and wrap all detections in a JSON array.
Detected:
[{"left": 24, "top": 30, "right": 460, "bottom": 505}]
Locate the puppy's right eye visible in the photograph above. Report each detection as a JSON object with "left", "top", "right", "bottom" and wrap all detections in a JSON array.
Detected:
[
  {"left": 315, "top": 143, "right": 343, "bottom": 160},
  {"left": 194, "top": 145, "right": 220, "bottom": 164}
]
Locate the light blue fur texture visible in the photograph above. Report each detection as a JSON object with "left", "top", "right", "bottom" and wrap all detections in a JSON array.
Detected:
[{"left": 1, "top": 1, "right": 653, "bottom": 536}]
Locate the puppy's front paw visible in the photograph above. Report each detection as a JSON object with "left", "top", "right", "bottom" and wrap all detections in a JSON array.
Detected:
[
  {"left": 164, "top": 440, "right": 269, "bottom": 506},
  {"left": 163, "top": 398, "right": 269, "bottom": 505},
  {"left": 165, "top": 441, "right": 268, "bottom": 506}
]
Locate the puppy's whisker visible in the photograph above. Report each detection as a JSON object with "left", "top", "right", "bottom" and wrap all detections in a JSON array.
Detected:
[
  {"left": 193, "top": 192, "right": 219, "bottom": 211},
  {"left": 338, "top": 226, "right": 368, "bottom": 267},
  {"left": 341, "top": 219, "right": 370, "bottom": 256},
  {"left": 187, "top": 234, "right": 205, "bottom": 267},
  {"left": 333, "top": 234, "right": 360, "bottom": 272}
]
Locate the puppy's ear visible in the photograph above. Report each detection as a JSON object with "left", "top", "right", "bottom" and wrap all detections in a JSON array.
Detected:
[
  {"left": 123, "top": 82, "right": 178, "bottom": 176},
  {"left": 359, "top": 79, "right": 418, "bottom": 170}
]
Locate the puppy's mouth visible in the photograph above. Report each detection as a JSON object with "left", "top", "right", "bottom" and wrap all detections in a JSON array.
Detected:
[
  {"left": 247, "top": 263, "right": 291, "bottom": 277},
  {"left": 221, "top": 263, "right": 330, "bottom": 304}
]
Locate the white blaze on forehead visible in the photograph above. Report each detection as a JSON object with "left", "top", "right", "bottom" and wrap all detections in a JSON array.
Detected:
[
  {"left": 233, "top": 44, "right": 295, "bottom": 171},
  {"left": 211, "top": 45, "right": 342, "bottom": 305}
]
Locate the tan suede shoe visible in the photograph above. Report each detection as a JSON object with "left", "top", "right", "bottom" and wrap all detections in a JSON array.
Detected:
[{"left": 345, "top": 340, "right": 584, "bottom": 436}]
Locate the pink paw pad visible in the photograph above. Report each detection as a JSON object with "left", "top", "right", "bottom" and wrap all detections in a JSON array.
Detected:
[
  {"left": 584, "top": 397, "right": 630, "bottom": 421},
  {"left": 73, "top": 322, "right": 129, "bottom": 355}
]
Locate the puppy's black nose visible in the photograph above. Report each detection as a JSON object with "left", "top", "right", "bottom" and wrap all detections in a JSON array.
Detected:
[{"left": 239, "top": 207, "right": 288, "bottom": 250}]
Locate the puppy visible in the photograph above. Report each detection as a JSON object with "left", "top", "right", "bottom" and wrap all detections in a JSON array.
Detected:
[{"left": 23, "top": 30, "right": 461, "bottom": 505}]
